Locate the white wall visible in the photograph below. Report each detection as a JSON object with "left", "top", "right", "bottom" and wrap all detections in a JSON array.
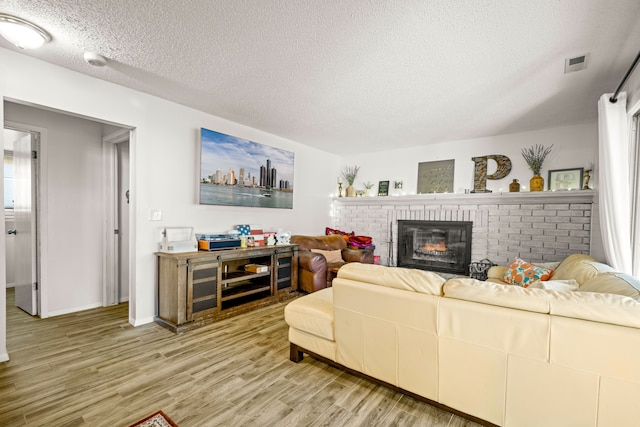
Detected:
[
  {"left": 340, "top": 122, "right": 598, "bottom": 196},
  {"left": 0, "top": 47, "right": 339, "bottom": 360}
]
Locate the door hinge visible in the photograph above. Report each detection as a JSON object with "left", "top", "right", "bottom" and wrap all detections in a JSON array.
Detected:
[
  {"left": 114, "top": 229, "right": 119, "bottom": 235},
  {"left": 33, "top": 282, "right": 38, "bottom": 291},
  {"left": 32, "top": 150, "right": 38, "bottom": 160}
]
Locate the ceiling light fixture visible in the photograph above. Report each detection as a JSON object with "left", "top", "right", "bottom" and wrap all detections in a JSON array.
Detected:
[{"left": 0, "top": 13, "right": 51, "bottom": 49}]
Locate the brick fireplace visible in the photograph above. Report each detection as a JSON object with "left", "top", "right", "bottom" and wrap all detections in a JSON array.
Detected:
[{"left": 332, "top": 191, "right": 596, "bottom": 267}]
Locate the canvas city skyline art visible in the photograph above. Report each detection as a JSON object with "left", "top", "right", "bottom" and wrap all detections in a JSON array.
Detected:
[{"left": 199, "top": 128, "right": 295, "bottom": 208}]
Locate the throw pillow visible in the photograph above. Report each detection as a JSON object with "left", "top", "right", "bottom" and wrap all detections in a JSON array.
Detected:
[
  {"left": 310, "top": 249, "right": 344, "bottom": 263},
  {"left": 526, "top": 279, "right": 579, "bottom": 291},
  {"left": 501, "top": 257, "right": 554, "bottom": 287}
]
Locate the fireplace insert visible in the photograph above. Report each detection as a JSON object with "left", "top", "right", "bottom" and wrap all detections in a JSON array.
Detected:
[{"left": 397, "top": 220, "right": 472, "bottom": 275}]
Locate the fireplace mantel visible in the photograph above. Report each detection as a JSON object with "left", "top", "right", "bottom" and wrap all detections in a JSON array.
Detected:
[{"left": 333, "top": 189, "right": 596, "bottom": 206}]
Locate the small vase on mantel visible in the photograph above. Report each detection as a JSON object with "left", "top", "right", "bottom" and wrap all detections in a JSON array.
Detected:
[
  {"left": 530, "top": 174, "right": 544, "bottom": 192},
  {"left": 346, "top": 185, "right": 356, "bottom": 197},
  {"left": 509, "top": 179, "right": 520, "bottom": 192}
]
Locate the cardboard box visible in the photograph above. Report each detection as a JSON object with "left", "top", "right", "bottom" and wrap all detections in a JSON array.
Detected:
[{"left": 244, "top": 264, "right": 269, "bottom": 273}]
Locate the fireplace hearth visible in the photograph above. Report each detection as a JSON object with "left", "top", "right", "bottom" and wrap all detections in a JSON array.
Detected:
[{"left": 397, "top": 220, "right": 472, "bottom": 275}]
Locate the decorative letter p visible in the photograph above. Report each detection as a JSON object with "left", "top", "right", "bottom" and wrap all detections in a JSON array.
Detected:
[{"left": 471, "top": 155, "right": 512, "bottom": 193}]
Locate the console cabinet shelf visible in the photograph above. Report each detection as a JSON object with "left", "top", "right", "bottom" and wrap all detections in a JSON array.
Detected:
[{"left": 156, "top": 245, "right": 298, "bottom": 333}]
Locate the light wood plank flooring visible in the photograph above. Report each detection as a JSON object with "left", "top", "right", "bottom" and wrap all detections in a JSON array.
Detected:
[{"left": 1, "top": 289, "right": 481, "bottom": 427}]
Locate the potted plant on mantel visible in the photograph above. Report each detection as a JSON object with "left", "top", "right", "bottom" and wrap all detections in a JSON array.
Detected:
[
  {"left": 521, "top": 144, "right": 553, "bottom": 191},
  {"left": 341, "top": 165, "right": 360, "bottom": 197},
  {"left": 363, "top": 181, "right": 375, "bottom": 197}
]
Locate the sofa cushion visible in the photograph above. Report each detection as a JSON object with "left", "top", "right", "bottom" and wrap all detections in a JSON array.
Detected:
[
  {"left": 284, "top": 288, "right": 334, "bottom": 341},
  {"left": 577, "top": 272, "right": 640, "bottom": 300},
  {"left": 549, "top": 291, "right": 640, "bottom": 328},
  {"left": 549, "top": 253, "right": 597, "bottom": 282},
  {"left": 336, "top": 263, "right": 445, "bottom": 295},
  {"left": 310, "top": 248, "right": 344, "bottom": 263},
  {"left": 443, "top": 278, "right": 551, "bottom": 313},
  {"left": 502, "top": 258, "right": 554, "bottom": 287}
]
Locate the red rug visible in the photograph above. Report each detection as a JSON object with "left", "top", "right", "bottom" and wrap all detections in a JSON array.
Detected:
[{"left": 129, "top": 410, "right": 178, "bottom": 427}]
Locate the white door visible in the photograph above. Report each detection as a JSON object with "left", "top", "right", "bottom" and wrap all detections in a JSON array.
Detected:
[
  {"left": 13, "top": 132, "right": 38, "bottom": 315},
  {"left": 102, "top": 128, "right": 130, "bottom": 306},
  {"left": 117, "top": 141, "right": 130, "bottom": 302}
]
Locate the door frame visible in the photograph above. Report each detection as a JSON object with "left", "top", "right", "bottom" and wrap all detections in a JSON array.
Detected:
[
  {"left": 103, "top": 128, "right": 131, "bottom": 307},
  {"left": 4, "top": 120, "right": 48, "bottom": 317}
]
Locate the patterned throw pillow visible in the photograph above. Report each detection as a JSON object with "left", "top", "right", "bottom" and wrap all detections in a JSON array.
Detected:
[{"left": 501, "top": 257, "right": 554, "bottom": 287}]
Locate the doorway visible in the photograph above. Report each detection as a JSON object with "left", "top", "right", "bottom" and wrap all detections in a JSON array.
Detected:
[
  {"left": 4, "top": 101, "right": 133, "bottom": 323},
  {"left": 103, "top": 128, "right": 131, "bottom": 306},
  {"left": 3, "top": 127, "right": 39, "bottom": 315}
]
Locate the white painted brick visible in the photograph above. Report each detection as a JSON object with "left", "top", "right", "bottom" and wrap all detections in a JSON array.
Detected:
[
  {"left": 557, "top": 236, "right": 583, "bottom": 244},
  {"left": 508, "top": 234, "right": 532, "bottom": 241},
  {"left": 532, "top": 223, "right": 557, "bottom": 229},
  {"left": 570, "top": 217, "right": 591, "bottom": 224},
  {"left": 521, "top": 216, "right": 545, "bottom": 223},
  {"left": 531, "top": 247, "right": 550, "bottom": 255},
  {"left": 557, "top": 210, "right": 584, "bottom": 217},
  {"left": 557, "top": 223, "right": 585, "bottom": 230},
  {"left": 545, "top": 216, "right": 571, "bottom": 223},
  {"left": 479, "top": 204, "right": 499, "bottom": 210},
  {"left": 499, "top": 204, "right": 521, "bottom": 210},
  {"left": 569, "top": 243, "right": 590, "bottom": 251},
  {"left": 570, "top": 230, "right": 590, "bottom": 237},
  {"left": 570, "top": 204, "right": 591, "bottom": 210},
  {"left": 532, "top": 235, "right": 558, "bottom": 242},
  {"left": 508, "top": 222, "right": 533, "bottom": 230},
  {"left": 335, "top": 195, "right": 594, "bottom": 269},
  {"left": 544, "top": 242, "right": 570, "bottom": 249},
  {"left": 519, "top": 240, "right": 545, "bottom": 248},
  {"left": 543, "top": 229, "right": 570, "bottom": 236}
]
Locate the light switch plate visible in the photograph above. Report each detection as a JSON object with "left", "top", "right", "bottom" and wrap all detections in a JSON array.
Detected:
[{"left": 149, "top": 209, "right": 162, "bottom": 221}]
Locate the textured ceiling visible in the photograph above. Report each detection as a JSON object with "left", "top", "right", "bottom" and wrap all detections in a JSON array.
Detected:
[{"left": 1, "top": 0, "right": 640, "bottom": 154}]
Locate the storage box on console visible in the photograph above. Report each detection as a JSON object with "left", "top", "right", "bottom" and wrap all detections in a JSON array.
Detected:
[{"left": 197, "top": 234, "right": 241, "bottom": 251}]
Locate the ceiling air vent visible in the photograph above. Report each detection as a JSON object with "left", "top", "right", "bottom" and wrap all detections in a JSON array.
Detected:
[{"left": 565, "top": 53, "right": 590, "bottom": 73}]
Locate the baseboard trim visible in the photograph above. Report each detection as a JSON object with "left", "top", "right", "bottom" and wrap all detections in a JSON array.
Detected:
[
  {"left": 0, "top": 351, "right": 9, "bottom": 362},
  {"left": 289, "top": 342, "right": 498, "bottom": 427}
]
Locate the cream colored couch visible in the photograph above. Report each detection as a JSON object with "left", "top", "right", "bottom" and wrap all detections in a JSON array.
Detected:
[{"left": 284, "top": 254, "right": 640, "bottom": 427}]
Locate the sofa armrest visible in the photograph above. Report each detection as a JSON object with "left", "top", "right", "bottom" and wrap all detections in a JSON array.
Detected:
[
  {"left": 342, "top": 247, "right": 374, "bottom": 264},
  {"left": 298, "top": 250, "right": 328, "bottom": 274}
]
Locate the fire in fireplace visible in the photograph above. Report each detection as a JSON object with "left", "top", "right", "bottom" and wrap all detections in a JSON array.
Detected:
[{"left": 397, "top": 220, "right": 472, "bottom": 275}]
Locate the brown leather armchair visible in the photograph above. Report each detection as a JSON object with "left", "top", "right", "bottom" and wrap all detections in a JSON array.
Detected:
[{"left": 291, "top": 234, "right": 374, "bottom": 293}]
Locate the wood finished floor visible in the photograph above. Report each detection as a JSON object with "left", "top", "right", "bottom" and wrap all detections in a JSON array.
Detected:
[{"left": 1, "top": 289, "right": 482, "bottom": 427}]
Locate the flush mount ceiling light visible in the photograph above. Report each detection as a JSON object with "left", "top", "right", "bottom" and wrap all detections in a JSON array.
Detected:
[{"left": 0, "top": 13, "right": 51, "bottom": 49}]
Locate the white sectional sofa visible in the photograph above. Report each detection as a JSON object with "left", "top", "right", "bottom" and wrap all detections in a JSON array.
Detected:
[{"left": 284, "top": 254, "right": 640, "bottom": 427}]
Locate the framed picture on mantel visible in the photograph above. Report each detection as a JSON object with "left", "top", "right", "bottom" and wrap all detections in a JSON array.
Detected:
[
  {"left": 378, "top": 180, "right": 389, "bottom": 196},
  {"left": 548, "top": 168, "right": 583, "bottom": 191},
  {"left": 417, "top": 159, "right": 455, "bottom": 194}
]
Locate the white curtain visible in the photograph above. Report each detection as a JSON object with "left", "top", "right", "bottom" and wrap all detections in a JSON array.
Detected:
[{"left": 598, "top": 92, "right": 633, "bottom": 274}]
